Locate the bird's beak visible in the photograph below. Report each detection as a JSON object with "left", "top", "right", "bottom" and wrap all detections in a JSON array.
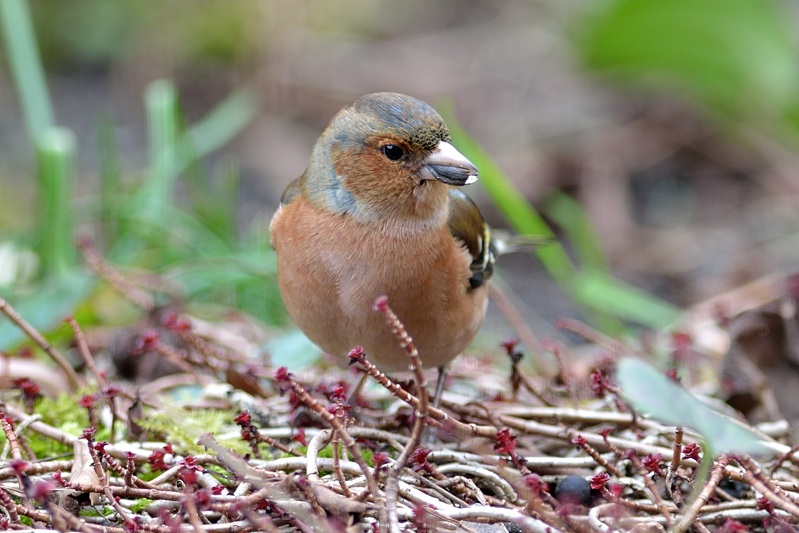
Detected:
[{"left": 421, "top": 141, "right": 479, "bottom": 186}]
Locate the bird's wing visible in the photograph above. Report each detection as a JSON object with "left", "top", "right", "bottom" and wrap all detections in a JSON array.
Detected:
[{"left": 447, "top": 189, "right": 496, "bottom": 290}]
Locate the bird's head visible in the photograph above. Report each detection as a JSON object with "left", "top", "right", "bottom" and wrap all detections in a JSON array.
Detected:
[{"left": 303, "top": 92, "right": 478, "bottom": 227}]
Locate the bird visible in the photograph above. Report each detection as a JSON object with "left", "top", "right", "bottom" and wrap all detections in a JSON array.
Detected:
[{"left": 270, "top": 92, "right": 500, "bottom": 398}]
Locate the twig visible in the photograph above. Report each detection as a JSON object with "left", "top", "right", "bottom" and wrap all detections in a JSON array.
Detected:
[
  {"left": 435, "top": 463, "right": 520, "bottom": 503},
  {"left": 0, "top": 297, "right": 83, "bottom": 389},
  {"left": 48, "top": 501, "right": 111, "bottom": 532},
  {"left": 84, "top": 437, "right": 108, "bottom": 486},
  {"left": 538, "top": 340, "right": 569, "bottom": 406},
  {"left": 0, "top": 414, "right": 23, "bottom": 461},
  {"left": 673, "top": 456, "right": 729, "bottom": 532},
  {"left": 372, "top": 295, "right": 429, "bottom": 533},
  {"left": 669, "top": 426, "right": 684, "bottom": 477},
  {"left": 153, "top": 340, "right": 214, "bottom": 383},
  {"left": 349, "top": 350, "right": 498, "bottom": 439},
  {"left": 499, "top": 415, "right": 696, "bottom": 466},
  {"left": 331, "top": 439, "right": 352, "bottom": 497},
  {"left": 275, "top": 372, "right": 388, "bottom": 528},
  {"left": 666, "top": 426, "right": 686, "bottom": 504},
  {"left": 771, "top": 442, "right": 799, "bottom": 476},
  {"left": 0, "top": 459, "right": 73, "bottom": 480},
  {"left": 626, "top": 451, "right": 673, "bottom": 525},
  {"left": 443, "top": 506, "right": 565, "bottom": 533},
  {"left": 737, "top": 455, "right": 799, "bottom": 520},
  {"left": 555, "top": 317, "right": 627, "bottom": 353},
  {"left": 570, "top": 433, "right": 623, "bottom": 477},
  {"left": 77, "top": 237, "right": 154, "bottom": 310},
  {"left": 239, "top": 505, "right": 282, "bottom": 532},
  {"left": 489, "top": 281, "right": 543, "bottom": 358},
  {"left": 182, "top": 488, "right": 206, "bottom": 533},
  {"left": 174, "top": 320, "right": 250, "bottom": 366},
  {"left": 0, "top": 486, "right": 20, "bottom": 524},
  {"left": 66, "top": 316, "right": 108, "bottom": 389},
  {"left": 692, "top": 521, "right": 713, "bottom": 533},
  {"left": 305, "top": 429, "right": 333, "bottom": 482},
  {"left": 103, "top": 486, "right": 136, "bottom": 529}
]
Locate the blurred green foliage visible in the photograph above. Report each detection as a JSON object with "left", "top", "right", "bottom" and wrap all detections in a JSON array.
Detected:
[
  {"left": 136, "top": 406, "right": 247, "bottom": 456},
  {"left": 30, "top": 0, "right": 261, "bottom": 70},
  {"left": 580, "top": 0, "right": 799, "bottom": 139},
  {"left": 0, "top": 0, "right": 282, "bottom": 352}
]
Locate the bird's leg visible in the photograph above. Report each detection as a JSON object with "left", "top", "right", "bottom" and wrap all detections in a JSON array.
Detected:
[
  {"left": 432, "top": 365, "right": 448, "bottom": 410},
  {"left": 423, "top": 365, "right": 449, "bottom": 444},
  {"left": 347, "top": 371, "right": 369, "bottom": 408}
]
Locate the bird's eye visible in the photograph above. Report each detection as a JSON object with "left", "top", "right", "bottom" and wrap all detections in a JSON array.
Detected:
[{"left": 381, "top": 144, "right": 404, "bottom": 161}]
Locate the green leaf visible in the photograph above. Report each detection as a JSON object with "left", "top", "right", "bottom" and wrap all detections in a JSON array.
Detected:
[
  {"left": 183, "top": 86, "right": 259, "bottom": 164},
  {"left": 129, "top": 499, "right": 154, "bottom": 513},
  {"left": 267, "top": 330, "right": 322, "bottom": 370},
  {"left": 134, "top": 82, "right": 258, "bottom": 245},
  {"left": 108, "top": 201, "right": 233, "bottom": 261},
  {"left": 79, "top": 506, "right": 114, "bottom": 518},
  {"left": 544, "top": 191, "right": 608, "bottom": 273},
  {"left": 581, "top": 0, "right": 799, "bottom": 115},
  {"left": 616, "top": 357, "right": 774, "bottom": 457},
  {"left": 572, "top": 270, "right": 680, "bottom": 328},
  {"left": 0, "top": 269, "right": 95, "bottom": 351}
]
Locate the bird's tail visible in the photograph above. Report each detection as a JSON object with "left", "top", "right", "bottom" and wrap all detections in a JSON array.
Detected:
[{"left": 493, "top": 231, "right": 552, "bottom": 257}]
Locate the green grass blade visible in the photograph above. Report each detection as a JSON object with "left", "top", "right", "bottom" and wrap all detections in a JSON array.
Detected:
[
  {"left": 0, "top": 0, "right": 55, "bottom": 143},
  {"left": 139, "top": 79, "right": 179, "bottom": 223},
  {"left": 36, "top": 127, "right": 76, "bottom": 277},
  {"left": 183, "top": 86, "right": 259, "bottom": 165},
  {"left": 188, "top": 158, "right": 239, "bottom": 244},
  {"left": 544, "top": 191, "right": 609, "bottom": 273},
  {"left": 573, "top": 271, "right": 681, "bottom": 328},
  {"left": 106, "top": 202, "right": 233, "bottom": 262},
  {"left": 135, "top": 82, "right": 255, "bottom": 239},
  {"left": 179, "top": 88, "right": 257, "bottom": 244},
  {"left": 97, "top": 116, "right": 122, "bottom": 245}
]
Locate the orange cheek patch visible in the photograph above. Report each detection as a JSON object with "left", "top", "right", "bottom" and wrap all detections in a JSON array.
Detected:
[{"left": 335, "top": 149, "right": 414, "bottom": 211}]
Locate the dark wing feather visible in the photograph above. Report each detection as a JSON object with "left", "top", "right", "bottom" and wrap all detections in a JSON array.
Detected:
[{"left": 447, "top": 189, "right": 496, "bottom": 290}]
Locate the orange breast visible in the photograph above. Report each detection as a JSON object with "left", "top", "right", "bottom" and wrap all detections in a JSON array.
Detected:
[{"left": 270, "top": 196, "right": 488, "bottom": 372}]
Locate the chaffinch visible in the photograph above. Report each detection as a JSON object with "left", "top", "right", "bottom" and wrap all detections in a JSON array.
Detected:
[{"left": 270, "top": 92, "right": 498, "bottom": 382}]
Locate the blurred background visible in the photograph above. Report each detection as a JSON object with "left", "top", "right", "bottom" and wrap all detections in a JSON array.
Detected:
[{"left": 2, "top": 0, "right": 799, "bottom": 367}]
